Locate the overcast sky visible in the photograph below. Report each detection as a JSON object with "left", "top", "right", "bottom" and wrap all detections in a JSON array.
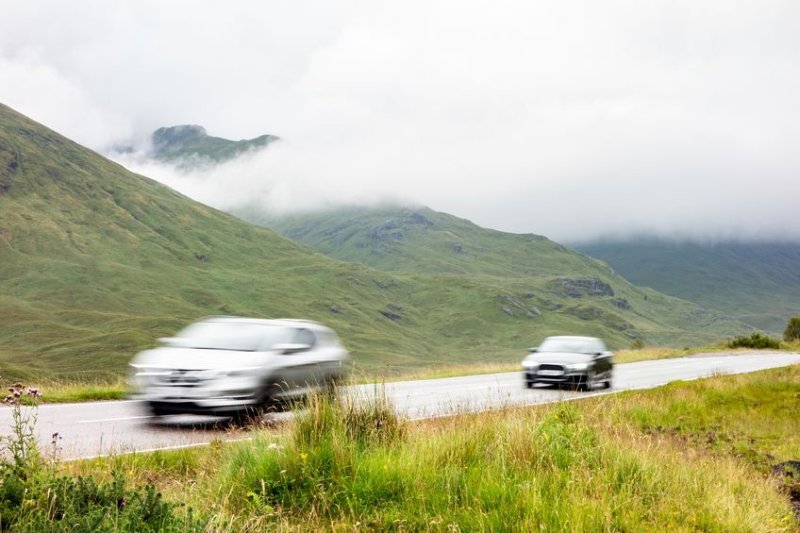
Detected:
[{"left": 1, "top": 1, "right": 798, "bottom": 242}]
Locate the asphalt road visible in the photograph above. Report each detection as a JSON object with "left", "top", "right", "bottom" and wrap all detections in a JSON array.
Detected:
[{"left": 1, "top": 352, "right": 798, "bottom": 460}]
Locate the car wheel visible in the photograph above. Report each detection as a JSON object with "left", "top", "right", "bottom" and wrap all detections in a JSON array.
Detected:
[
  {"left": 146, "top": 402, "right": 167, "bottom": 417},
  {"left": 232, "top": 404, "right": 267, "bottom": 426},
  {"left": 322, "top": 375, "right": 340, "bottom": 399},
  {"left": 580, "top": 371, "right": 596, "bottom": 392},
  {"left": 260, "top": 384, "right": 285, "bottom": 414},
  {"left": 525, "top": 379, "right": 535, "bottom": 389},
  {"left": 603, "top": 375, "right": 613, "bottom": 389}
]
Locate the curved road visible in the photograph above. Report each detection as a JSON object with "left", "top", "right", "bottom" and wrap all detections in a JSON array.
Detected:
[{"left": 2, "top": 352, "right": 798, "bottom": 460}]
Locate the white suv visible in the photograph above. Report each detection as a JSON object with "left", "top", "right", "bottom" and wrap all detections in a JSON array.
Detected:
[{"left": 129, "top": 316, "right": 348, "bottom": 418}]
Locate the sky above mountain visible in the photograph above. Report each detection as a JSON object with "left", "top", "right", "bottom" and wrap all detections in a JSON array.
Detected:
[{"left": 1, "top": 1, "right": 798, "bottom": 241}]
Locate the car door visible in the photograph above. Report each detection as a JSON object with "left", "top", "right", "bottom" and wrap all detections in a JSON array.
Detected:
[
  {"left": 275, "top": 327, "right": 322, "bottom": 396},
  {"left": 593, "top": 340, "right": 613, "bottom": 378}
]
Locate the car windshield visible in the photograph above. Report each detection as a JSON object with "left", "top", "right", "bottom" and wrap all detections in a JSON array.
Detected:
[
  {"left": 172, "top": 321, "right": 289, "bottom": 351},
  {"left": 538, "top": 338, "right": 600, "bottom": 354}
]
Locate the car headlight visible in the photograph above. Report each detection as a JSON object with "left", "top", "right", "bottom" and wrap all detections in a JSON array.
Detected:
[
  {"left": 567, "top": 362, "right": 589, "bottom": 371},
  {"left": 522, "top": 360, "right": 539, "bottom": 369}
]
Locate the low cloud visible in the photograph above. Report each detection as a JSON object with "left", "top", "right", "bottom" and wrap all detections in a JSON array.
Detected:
[{"left": 3, "top": 1, "right": 800, "bottom": 242}]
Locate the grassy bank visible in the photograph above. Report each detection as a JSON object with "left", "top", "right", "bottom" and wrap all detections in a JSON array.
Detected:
[
  {"left": 32, "top": 379, "right": 130, "bottom": 403},
  {"left": 43, "top": 364, "right": 799, "bottom": 531}
]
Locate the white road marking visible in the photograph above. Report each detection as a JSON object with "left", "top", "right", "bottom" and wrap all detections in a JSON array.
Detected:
[{"left": 77, "top": 415, "right": 153, "bottom": 424}]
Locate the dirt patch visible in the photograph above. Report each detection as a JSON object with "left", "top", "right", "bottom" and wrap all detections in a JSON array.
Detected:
[{"left": 773, "top": 461, "right": 800, "bottom": 518}]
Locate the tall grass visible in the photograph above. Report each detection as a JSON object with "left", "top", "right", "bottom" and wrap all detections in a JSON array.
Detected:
[
  {"left": 45, "top": 367, "right": 800, "bottom": 530},
  {"left": 208, "top": 392, "right": 793, "bottom": 531}
]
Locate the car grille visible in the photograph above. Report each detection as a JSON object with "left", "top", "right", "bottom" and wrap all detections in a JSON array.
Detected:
[
  {"left": 156, "top": 370, "right": 209, "bottom": 387},
  {"left": 538, "top": 364, "right": 565, "bottom": 372}
]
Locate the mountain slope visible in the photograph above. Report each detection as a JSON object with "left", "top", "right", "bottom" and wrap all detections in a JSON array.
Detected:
[
  {"left": 573, "top": 239, "right": 800, "bottom": 333},
  {"left": 243, "top": 206, "right": 748, "bottom": 347},
  {"left": 0, "top": 104, "right": 747, "bottom": 382},
  {"left": 260, "top": 206, "right": 603, "bottom": 279}
]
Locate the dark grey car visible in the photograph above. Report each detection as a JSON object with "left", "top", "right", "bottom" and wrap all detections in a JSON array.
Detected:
[{"left": 522, "top": 336, "right": 613, "bottom": 391}]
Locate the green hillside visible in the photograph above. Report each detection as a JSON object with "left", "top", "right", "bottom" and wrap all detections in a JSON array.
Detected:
[
  {"left": 0, "top": 105, "right": 749, "bottom": 382},
  {"left": 243, "top": 206, "right": 747, "bottom": 345},
  {"left": 259, "top": 206, "right": 605, "bottom": 278},
  {"left": 573, "top": 239, "right": 800, "bottom": 333},
  {"left": 149, "top": 124, "right": 277, "bottom": 165}
]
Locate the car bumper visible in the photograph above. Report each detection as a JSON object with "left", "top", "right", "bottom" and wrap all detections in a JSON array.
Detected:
[
  {"left": 143, "top": 399, "right": 259, "bottom": 416},
  {"left": 132, "top": 385, "right": 262, "bottom": 415},
  {"left": 524, "top": 370, "right": 588, "bottom": 386}
]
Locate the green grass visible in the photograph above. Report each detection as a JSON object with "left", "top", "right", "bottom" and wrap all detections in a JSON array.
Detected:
[
  {"left": 33, "top": 379, "right": 129, "bottom": 403},
  {"left": 54, "top": 366, "right": 800, "bottom": 530},
  {"left": 0, "top": 103, "right": 750, "bottom": 385}
]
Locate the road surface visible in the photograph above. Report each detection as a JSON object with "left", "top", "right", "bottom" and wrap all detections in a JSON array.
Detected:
[{"left": 1, "top": 352, "right": 798, "bottom": 460}]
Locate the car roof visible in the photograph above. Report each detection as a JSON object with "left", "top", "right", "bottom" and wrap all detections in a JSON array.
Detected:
[
  {"left": 202, "top": 316, "right": 330, "bottom": 331},
  {"left": 544, "top": 335, "right": 601, "bottom": 342}
]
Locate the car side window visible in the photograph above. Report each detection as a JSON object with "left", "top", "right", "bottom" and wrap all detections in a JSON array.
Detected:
[{"left": 292, "top": 328, "right": 316, "bottom": 348}]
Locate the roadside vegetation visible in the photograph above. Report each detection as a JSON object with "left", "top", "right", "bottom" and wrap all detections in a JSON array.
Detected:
[
  {"left": 785, "top": 317, "right": 800, "bottom": 342},
  {"left": 0, "top": 382, "right": 205, "bottom": 530},
  {"left": 25, "top": 365, "right": 796, "bottom": 530},
  {"left": 728, "top": 332, "right": 783, "bottom": 350},
  {"left": 32, "top": 378, "right": 130, "bottom": 403}
]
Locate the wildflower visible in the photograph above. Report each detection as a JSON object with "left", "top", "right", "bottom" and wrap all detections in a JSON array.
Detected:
[
  {"left": 299, "top": 452, "right": 308, "bottom": 462},
  {"left": 27, "top": 388, "right": 40, "bottom": 398}
]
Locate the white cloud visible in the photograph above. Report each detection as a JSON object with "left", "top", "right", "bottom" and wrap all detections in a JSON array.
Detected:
[{"left": 2, "top": 0, "right": 799, "bottom": 241}]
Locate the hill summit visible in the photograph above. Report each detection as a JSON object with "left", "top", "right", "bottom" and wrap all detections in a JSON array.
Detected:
[{"left": 148, "top": 124, "right": 278, "bottom": 166}]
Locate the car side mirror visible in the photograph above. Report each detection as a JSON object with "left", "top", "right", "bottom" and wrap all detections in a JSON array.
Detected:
[
  {"left": 272, "top": 343, "right": 312, "bottom": 355},
  {"left": 528, "top": 347, "right": 538, "bottom": 353}
]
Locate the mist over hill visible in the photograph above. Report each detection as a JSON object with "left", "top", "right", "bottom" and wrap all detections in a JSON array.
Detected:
[{"left": 0, "top": 103, "right": 751, "bottom": 381}]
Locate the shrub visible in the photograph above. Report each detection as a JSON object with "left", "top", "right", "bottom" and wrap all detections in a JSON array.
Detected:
[
  {"left": 783, "top": 317, "right": 800, "bottom": 342},
  {"left": 0, "top": 473, "right": 201, "bottom": 531},
  {"left": 726, "top": 332, "right": 781, "bottom": 350},
  {"left": 0, "top": 381, "right": 203, "bottom": 531}
]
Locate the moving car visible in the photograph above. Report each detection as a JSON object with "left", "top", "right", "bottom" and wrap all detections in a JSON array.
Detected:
[
  {"left": 522, "top": 335, "right": 613, "bottom": 391},
  {"left": 129, "top": 316, "right": 348, "bottom": 418}
]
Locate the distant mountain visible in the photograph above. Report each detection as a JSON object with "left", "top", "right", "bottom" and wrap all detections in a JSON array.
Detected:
[
  {"left": 240, "top": 205, "right": 748, "bottom": 347},
  {"left": 0, "top": 104, "right": 746, "bottom": 382},
  {"left": 117, "top": 124, "right": 278, "bottom": 167},
  {"left": 572, "top": 239, "right": 800, "bottom": 333}
]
